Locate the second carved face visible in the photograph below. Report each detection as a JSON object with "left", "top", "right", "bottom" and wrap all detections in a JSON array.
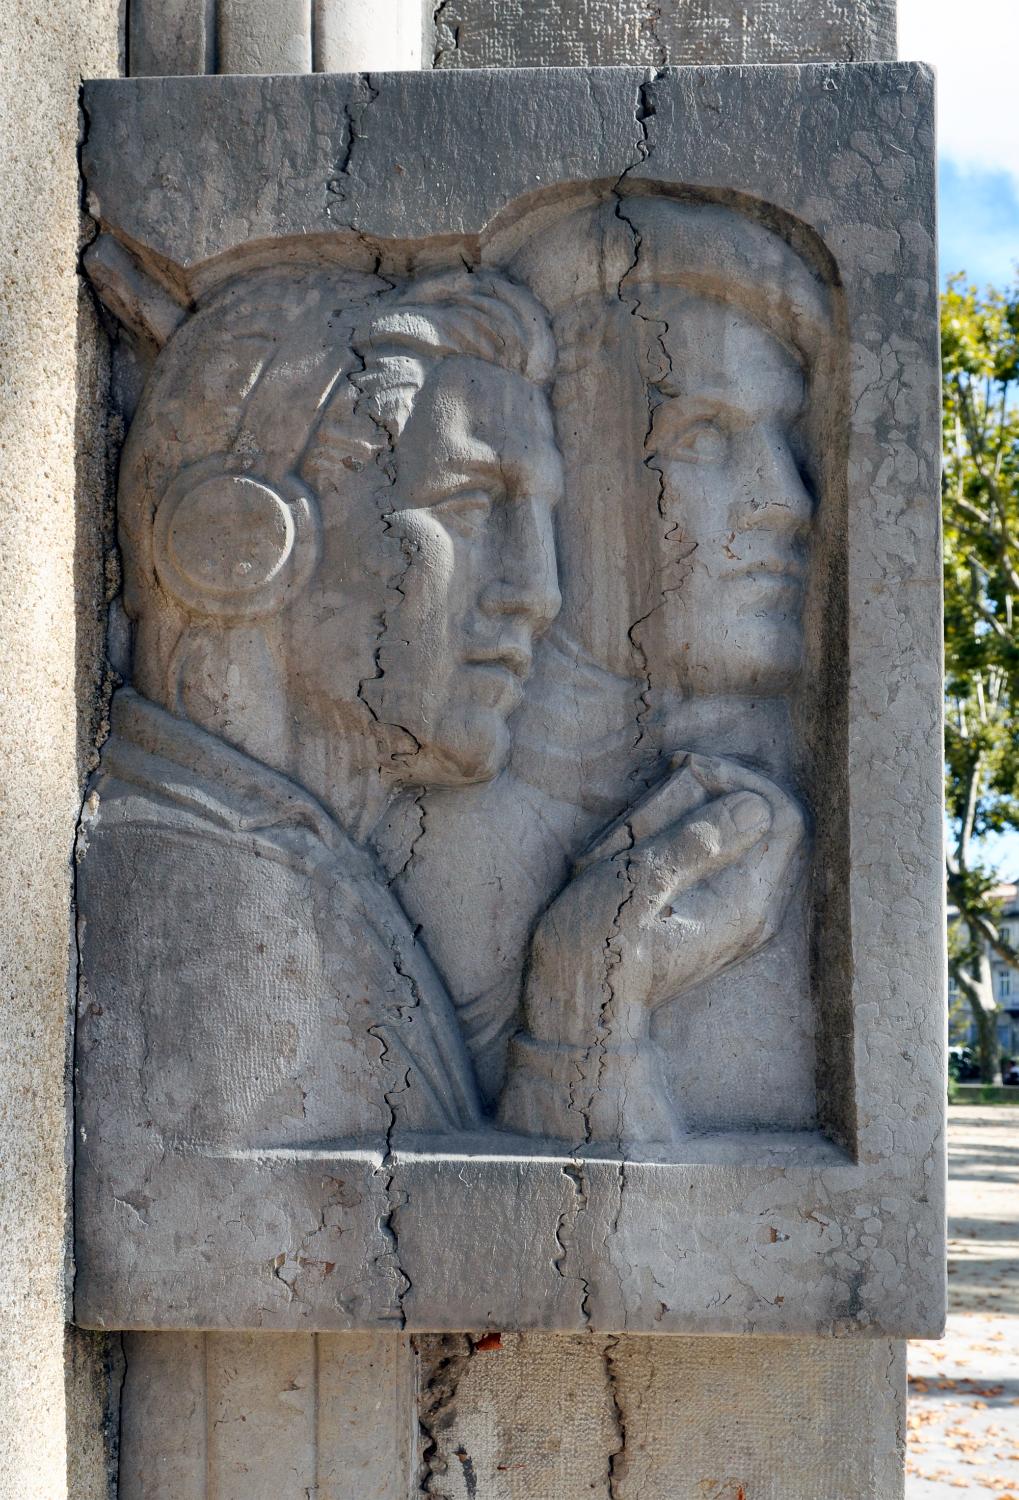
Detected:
[{"left": 646, "top": 294, "right": 813, "bottom": 697}]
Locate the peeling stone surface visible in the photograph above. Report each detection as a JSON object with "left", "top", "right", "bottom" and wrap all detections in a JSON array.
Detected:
[{"left": 75, "top": 63, "right": 944, "bottom": 1341}]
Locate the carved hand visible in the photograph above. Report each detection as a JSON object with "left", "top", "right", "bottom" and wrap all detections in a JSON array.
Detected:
[
  {"left": 498, "top": 754, "right": 806, "bottom": 1145},
  {"left": 526, "top": 752, "right": 806, "bottom": 1046}
]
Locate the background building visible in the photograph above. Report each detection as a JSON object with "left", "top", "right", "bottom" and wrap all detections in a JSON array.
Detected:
[{"left": 950, "top": 880, "right": 1019, "bottom": 1066}]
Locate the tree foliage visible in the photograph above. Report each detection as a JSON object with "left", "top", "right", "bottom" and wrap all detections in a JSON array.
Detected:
[{"left": 942, "top": 276, "right": 1019, "bottom": 1079}]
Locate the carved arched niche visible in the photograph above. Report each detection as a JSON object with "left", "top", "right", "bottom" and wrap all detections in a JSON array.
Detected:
[{"left": 84, "top": 183, "right": 847, "bottom": 1160}]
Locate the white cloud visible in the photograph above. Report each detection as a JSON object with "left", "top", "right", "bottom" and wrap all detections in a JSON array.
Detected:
[{"left": 899, "top": 0, "right": 1019, "bottom": 183}]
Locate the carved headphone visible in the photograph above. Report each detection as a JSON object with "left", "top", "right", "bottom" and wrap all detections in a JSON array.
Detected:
[
  {"left": 84, "top": 234, "right": 339, "bottom": 623},
  {"left": 151, "top": 456, "right": 322, "bottom": 623}
]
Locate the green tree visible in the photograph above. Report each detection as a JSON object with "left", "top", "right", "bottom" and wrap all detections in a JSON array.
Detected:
[{"left": 942, "top": 276, "right": 1019, "bottom": 1081}]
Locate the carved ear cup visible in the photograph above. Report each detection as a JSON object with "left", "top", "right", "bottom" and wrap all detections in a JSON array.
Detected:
[{"left": 151, "top": 466, "right": 321, "bottom": 621}]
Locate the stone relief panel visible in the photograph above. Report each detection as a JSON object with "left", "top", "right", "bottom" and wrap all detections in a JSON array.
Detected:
[
  {"left": 74, "top": 65, "right": 944, "bottom": 1337},
  {"left": 79, "top": 199, "right": 821, "bottom": 1165}
]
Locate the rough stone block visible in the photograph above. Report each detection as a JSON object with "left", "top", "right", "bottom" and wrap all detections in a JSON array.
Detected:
[
  {"left": 430, "top": 0, "right": 898, "bottom": 67},
  {"left": 75, "top": 62, "right": 944, "bottom": 1338}
]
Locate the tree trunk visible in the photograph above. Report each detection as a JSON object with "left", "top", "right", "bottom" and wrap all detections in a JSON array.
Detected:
[{"left": 969, "top": 993, "right": 1000, "bottom": 1083}]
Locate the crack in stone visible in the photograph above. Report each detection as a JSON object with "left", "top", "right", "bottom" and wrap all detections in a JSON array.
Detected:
[
  {"left": 416, "top": 1334, "right": 475, "bottom": 1497},
  {"left": 642, "top": 0, "right": 669, "bottom": 68},
  {"left": 608, "top": 1159, "right": 629, "bottom": 1313},
  {"left": 431, "top": 1, "right": 458, "bottom": 67},
  {"left": 389, "top": 785, "right": 428, "bottom": 887},
  {"left": 329, "top": 74, "right": 379, "bottom": 198},
  {"left": 348, "top": 318, "right": 427, "bottom": 784},
  {"left": 604, "top": 1333, "right": 627, "bottom": 1498},
  {"left": 586, "top": 822, "right": 638, "bottom": 1155},
  {"left": 611, "top": 72, "right": 672, "bottom": 764},
  {"left": 552, "top": 1160, "right": 592, "bottom": 1325},
  {"left": 368, "top": 1024, "right": 412, "bottom": 1328},
  {"left": 626, "top": 603, "right": 657, "bottom": 757}
]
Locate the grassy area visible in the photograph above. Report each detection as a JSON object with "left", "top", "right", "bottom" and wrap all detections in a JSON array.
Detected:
[{"left": 949, "top": 1083, "right": 1019, "bottom": 1105}]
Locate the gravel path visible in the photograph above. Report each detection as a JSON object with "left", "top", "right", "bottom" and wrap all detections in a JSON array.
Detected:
[{"left": 907, "top": 1106, "right": 1019, "bottom": 1497}]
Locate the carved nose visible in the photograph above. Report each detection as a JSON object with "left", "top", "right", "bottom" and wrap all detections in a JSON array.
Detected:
[
  {"left": 480, "top": 569, "right": 562, "bottom": 628},
  {"left": 480, "top": 504, "right": 561, "bottom": 630},
  {"left": 749, "top": 430, "right": 814, "bottom": 533}
]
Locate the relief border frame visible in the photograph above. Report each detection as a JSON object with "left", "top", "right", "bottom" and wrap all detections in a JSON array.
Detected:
[{"left": 74, "top": 61, "right": 945, "bottom": 1337}]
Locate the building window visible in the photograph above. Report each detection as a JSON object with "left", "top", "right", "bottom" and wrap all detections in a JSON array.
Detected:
[
  {"left": 998, "top": 969, "right": 1013, "bottom": 1000},
  {"left": 1000, "top": 923, "right": 1015, "bottom": 948}
]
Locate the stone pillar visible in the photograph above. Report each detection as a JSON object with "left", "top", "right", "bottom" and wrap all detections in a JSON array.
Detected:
[
  {"left": 95, "top": 5, "right": 918, "bottom": 1500},
  {"left": 1, "top": 4, "right": 122, "bottom": 1499},
  {"left": 128, "top": 0, "right": 424, "bottom": 74}
]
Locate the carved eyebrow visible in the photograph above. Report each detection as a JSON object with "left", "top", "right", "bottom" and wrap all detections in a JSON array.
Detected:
[
  {"left": 651, "top": 381, "right": 805, "bottom": 426},
  {"left": 404, "top": 454, "right": 506, "bottom": 509}
]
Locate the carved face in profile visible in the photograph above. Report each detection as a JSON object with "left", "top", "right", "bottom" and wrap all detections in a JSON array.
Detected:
[
  {"left": 507, "top": 196, "right": 829, "bottom": 704},
  {"left": 646, "top": 294, "right": 813, "bottom": 697},
  {"left": 121, "top": 268, "right": 562, "bottom": 803},
  {"left": 354, "top": 354, "right": 564, "bottom": 784}
]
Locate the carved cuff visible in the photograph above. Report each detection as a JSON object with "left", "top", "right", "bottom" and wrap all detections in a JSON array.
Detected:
[{"left": 496, "top": 1029, "right": 683, "bottom": 1150}]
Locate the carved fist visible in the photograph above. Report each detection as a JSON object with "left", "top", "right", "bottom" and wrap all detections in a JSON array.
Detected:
[{"left": 498, "top": 754, "right": 806, "bottom": 1147}]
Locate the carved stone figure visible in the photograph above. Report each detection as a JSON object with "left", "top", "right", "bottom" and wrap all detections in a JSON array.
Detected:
[
  {"left": 399, "top": 197, "right": 828, "bottom": 1142},
  {"left": 502, "top": 198, "right": 826, "bottom": 1144},
  {"left": 78, "top": 266, "right": 564, "bottom": 1145},
  {"left": 79, "top": 201, "right": 821, "bottom": 1160}
]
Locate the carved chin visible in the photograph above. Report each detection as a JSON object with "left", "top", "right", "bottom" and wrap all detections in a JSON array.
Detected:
[
  {"left": 668, "top": 619, "right": 804, "bottom": 696},
  {"left": 420, "top": 710, "right": 513, "bottom": 788},
  {"left": 723, "top": 626, "right": 804, "bottom": 694}
]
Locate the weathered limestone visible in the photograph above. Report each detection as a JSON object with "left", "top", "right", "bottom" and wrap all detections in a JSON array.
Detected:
[
  {"left": 75, "top": 63, "right": 944, "bottom": 1345},
  {"left": 126, "top": 0, "right": 897, "bottom": 75},
  {"left": 0, "top": 3, "right": 121, "bottom": 1498},
  {"left": 119, "top": 1329, "right": 904, "bottom": 1497},
  {"left": 117, "top": 1331, "right": 415, "bottom": 1498},
  {"left": 128, "top": 0, "right": 424, "bottom": 74},
  {"left": 416, "top": 1333, "right": 906, "bottom": 1498},
  {"left": 0, "top": 0, "right": 932, "bottom": 1494},
  {"left": 431, "top": 0, "right": 897, "bottom": 67}
]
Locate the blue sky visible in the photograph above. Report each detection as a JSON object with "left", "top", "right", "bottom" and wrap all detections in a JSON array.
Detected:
[
  {"left": 899, "top": 0, "right": 1019, "bottom": 292},
  {"left": 940, "top": 161, "right": 1019, "bottom": 292},
  {"left": 900, "top": 1, "right": 1019, "bottom": 878}
]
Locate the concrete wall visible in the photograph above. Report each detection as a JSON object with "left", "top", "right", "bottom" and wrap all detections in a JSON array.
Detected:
[{"left": 0, "top": 4, "right": 122, "bottom": 1497}]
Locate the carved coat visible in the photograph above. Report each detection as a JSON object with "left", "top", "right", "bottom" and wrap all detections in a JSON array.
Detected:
[{"left": 75, "top": 690, "right": 483, "bottom": 1159}]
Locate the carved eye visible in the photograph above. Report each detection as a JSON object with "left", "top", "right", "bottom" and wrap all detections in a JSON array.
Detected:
[
  {"left": 670, "top": 419, "right": 729, "bottom": 466},
  {"left": 429, "top": 491, "right": 495, "bottom": 537}
]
